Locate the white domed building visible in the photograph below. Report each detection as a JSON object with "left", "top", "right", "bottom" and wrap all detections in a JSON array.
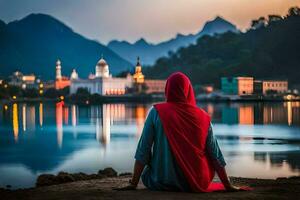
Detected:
[
  {"left": 70, "top": 55, "right": 132, "bottom": 95},
  {"left": 95, "top": 56, "right": 110, "bottom": 78}
]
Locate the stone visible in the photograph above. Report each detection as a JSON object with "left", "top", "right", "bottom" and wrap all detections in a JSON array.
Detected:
[{"left": 98, "top": 167, "right": 117, "bottom": 177}]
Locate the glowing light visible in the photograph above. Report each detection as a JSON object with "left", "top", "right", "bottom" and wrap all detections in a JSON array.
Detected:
[
  {"left": 286, "top": 94, "right": 293, "bottom": 101},
  {"left": 12, "top": 96, "right": 17, "bottom": 100},
  {"left": 56, "top": 102, "right": 63, "bottom": 148},
  {"left": 287, "top": 101, "right": 292, "bottom": 126},
  {"left": 71, "top": 105, "right": 77, "bottom": 127},
  {"left": 4, "top": 105, "right": 8, "bottom": 110},
  {"left": 12, "top": 103, "right": 19, "bottom": 142},
  {"left": 22, "top": 104, "right": 26, "bottom": 132},
  {"left": 4, "top": 84, "right": 8, "bottom": 88},
  {"left": 39, "top": 83, "right": 44, "bottom": 88},
  {"left": 60, "top": 96, "right": 64, "bottom": 101},
  {"left": 86, "top": 100, "right": 89, "bottom": 105},
  {"left": 39, "top": 103, "right": 43, "bottom": 127},
  {"left": 39, "top": 90, "right": 43, "bottom": 95}
]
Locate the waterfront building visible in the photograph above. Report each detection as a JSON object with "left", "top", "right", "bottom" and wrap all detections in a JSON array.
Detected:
[
  {"left": 144, "top": 79, "right": 166, "bottom": 94},
  {"left": 254, "top": 79, "right": 288, "bottom": 95},
  {"left": 221, "top": 77, "right": 254, "bottom": 95},
  {"left": 70, "top": 56, "right": 165, "bottom": 95},
  {"left": 70, "top": 56, "right": 132, "bottom": 95},
  {"left": 9, "top": 71, "right": 38, "bottom": 89},
  {"left": 55, "top": 60, "right": 70, "bottom": 90},
  {"left": 133, "top": 57, "right": 144, "bottom": 84}
]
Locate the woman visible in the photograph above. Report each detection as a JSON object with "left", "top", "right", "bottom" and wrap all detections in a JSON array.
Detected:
[{"left": 121, "top": 72, "right": 249, "bottom": 192}]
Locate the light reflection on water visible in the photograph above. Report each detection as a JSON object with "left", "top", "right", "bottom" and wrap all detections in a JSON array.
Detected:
[{"left": 0, "top": 102, "right": 299, "bottom": 189}]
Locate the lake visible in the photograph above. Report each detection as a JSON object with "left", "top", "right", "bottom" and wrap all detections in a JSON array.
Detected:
[{"left": 0, "top": 101, "right": 300, "bottom": 189}]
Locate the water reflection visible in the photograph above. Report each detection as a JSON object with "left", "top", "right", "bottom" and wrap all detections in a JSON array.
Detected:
[
  {"left": 12, "top": 103, "right": 19, "bottom": 142},
  {"left": 201, "top": 102, "right": 300, "bottom": 126},
  {"left": 0, "top": 102, "right": 299, "bottom": 188}
]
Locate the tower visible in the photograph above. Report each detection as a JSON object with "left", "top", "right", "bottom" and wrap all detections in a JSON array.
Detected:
[
  {"left": 56, "top": 59, "right": 62, "bottom": 80},
  {"left": 133, "top": 57, "right": 144, "bottom": 83}
]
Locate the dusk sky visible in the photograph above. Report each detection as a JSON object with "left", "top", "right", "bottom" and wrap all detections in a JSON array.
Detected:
[{"left": 0, "top": 0, "right": 299, "bottom": 44}]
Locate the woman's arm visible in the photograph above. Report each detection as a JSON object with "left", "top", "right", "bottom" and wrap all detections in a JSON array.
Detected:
[
  {"left": 115, "top": 108, "right": 156, "bottom": 190},
  {"left": 130, "top": 160, "right": 145, "bottom": 187},
  {"left": 205, "top": 124, "right": 247, "bottom": 192}
]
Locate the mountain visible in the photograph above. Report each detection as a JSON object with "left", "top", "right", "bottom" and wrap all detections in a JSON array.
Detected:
[
  {"left": 108, "top": 16, "right": 238, "bottom": 65},
  {"left": 0, "top": 14, "right": 133, "bottom": 80},
  {"left": 143, "top": 13, "right": 300, "bottom": 87}
]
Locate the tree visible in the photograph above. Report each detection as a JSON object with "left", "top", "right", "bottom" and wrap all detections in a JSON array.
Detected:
[
  {"left": 251, "top": 17, "right": 266, "bottom": 29},
  {"left": 288, "top": 7, "right": 300, "bottom": 16},
  {"left": 268, "top": 15, "right": 282, "bottom": 23}
]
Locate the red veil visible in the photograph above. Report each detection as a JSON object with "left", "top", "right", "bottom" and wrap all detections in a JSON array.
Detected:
[{"left": 154, "top": 72, "right": 224, "bottom": 192}]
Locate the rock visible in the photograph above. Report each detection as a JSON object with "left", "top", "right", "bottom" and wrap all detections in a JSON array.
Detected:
[
  {"left": 72, "top": 172, "right": 89, "bottom": 181},
  {"left": 119, "top": 172, "right": 133, "bottom": 177},
  {"left": 98, "top": 167, "right": 117, "bottom": 177},
  {"left": 36, "top": 174, "right": 58, "bottom": 187},
  {"left": 56, "top": 172, "right": 75, "bottom": 183}
]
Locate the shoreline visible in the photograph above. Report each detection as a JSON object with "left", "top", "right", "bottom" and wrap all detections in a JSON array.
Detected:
[
  {"left": 1, "top": 168, "right": 300, "bottom": 200},
  {"left": 1, "top": 96, "right": 300, "bottom": 105}
]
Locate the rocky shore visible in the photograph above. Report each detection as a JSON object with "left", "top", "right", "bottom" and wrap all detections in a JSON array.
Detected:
[{"left": 1, "top": 168, "right": 300, "bottom": 200}]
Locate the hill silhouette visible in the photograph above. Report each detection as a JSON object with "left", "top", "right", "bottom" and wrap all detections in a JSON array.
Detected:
[
  {"left": 0, "top": 13, "right": 133, "bottom": 79},
  {"left": 108, "top": 16, "right": 238, "bottom": 65},
  {"left": 144, "top": 8, "right": 300, "bottom": 88}
]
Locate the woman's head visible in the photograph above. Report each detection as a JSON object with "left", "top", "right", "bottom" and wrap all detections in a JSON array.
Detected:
[{"left": 165, "top": 72, "right": 196, "bottom": 105}]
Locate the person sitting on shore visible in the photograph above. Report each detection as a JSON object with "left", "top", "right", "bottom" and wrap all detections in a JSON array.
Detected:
[{"left": 121, "top": 72, "right": 250, "bottom": 192}]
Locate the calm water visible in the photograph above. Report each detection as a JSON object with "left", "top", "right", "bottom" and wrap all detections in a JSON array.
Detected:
[{"left": 0, "top": 101, "right": 300, "bottom": 189}]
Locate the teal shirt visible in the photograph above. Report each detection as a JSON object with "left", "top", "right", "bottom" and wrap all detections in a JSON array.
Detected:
[{"left": 135, "top": 107, "right": 226, "bottom": 191}]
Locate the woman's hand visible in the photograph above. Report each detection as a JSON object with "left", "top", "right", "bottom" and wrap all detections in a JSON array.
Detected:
[
  {"left": 225, "top": 184, "right": 252, "bottom": 192},
  {"left": 113, "top": 179, "right": 138, "bottom": 191}
]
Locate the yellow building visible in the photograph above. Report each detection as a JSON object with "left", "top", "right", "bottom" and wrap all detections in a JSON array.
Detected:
[{"left": 133, "top": 57, "right": 144, "bottom": 84}]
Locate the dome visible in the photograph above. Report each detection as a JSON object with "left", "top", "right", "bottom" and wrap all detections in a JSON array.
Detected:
[
  {"left": 70, "top": 69, "right": 78, "bottom": 80},
  {"left": 95, "top": 55, "right": 110, "bottom": 78},
  {"left": 97, "top": 58, "right": 107, "bottom": 67},
  {"left": 56, "top": 59, "right": 61, "bottom": 66}
]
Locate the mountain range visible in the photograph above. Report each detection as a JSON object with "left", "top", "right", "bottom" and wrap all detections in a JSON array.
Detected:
[
  {"left": 108, "top": 16, "right": 239, "bottom": 65},
  {"left": 0, "top": 14, "right": 133, "bottom": 80},
  {"left": 143, "top": 13, "right": 300, "bottom": 87}
]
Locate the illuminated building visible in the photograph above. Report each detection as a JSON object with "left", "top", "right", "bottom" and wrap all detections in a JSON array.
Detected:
[
  {"left": 9, "top": 71, "right": 38, "bottom": 89},
  {"left": 55, "top": 59, "right": 70, "bottom": 90},
  {"left": 144, "top": 79, "right": 166, "bottom": 94},
  {"left": 133, "top": 57, "right": 165, "bottom": 94},
  {"left": 221, "top": 77, "right": 254, "bottom": 95},
  {"left": 255, "top": 80, "right": 288, "bottom": 95},
  {"left": 70, "top": 56, "right": 132, "bottom": 95},
  {"left": 133, "top": 57, "right": 144, "bottom": 84},
  {"left": 69, "top": 56, "right": 166, "bottom": 95}
]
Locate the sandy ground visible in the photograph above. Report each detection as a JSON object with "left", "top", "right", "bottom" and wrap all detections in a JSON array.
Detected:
[{"left": 1, "top": 176, "right": 300, "bottom": 200}]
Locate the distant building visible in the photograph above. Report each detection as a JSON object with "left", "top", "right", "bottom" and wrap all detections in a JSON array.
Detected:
[
  {"left": 55, "top": 60, "right": 70, "bottom": 90},
  {"left": 199, "top": 84, "right": 214, "bottom": 94},
  {"left": 132, "top": 57, "right": 165, "bottom": 94},
  {"left": 9, "top": 71, "right": 38, "bottom": 89},
  {"left": 133, "top": 57, "right": 145, "bottom": 84},
  {"left": 70, "top": 56, "right": 132, "bottom": 95},
  {"left": 144, "top": 79, "right": 166, "bottom": 94},
  {"left": 254, "top": 79, "right": 288, "bottom": 95},
  {"left": 221, "top": 77, "right": 254, "bottom": 95},
  {"left": 69, "top": 56, "right": 165, "bottom": 95}
]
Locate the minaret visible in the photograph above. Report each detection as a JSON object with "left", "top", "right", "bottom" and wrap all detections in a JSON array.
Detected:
[{"left": 56, "top": 59, "right": 62, "bottom": 80}]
